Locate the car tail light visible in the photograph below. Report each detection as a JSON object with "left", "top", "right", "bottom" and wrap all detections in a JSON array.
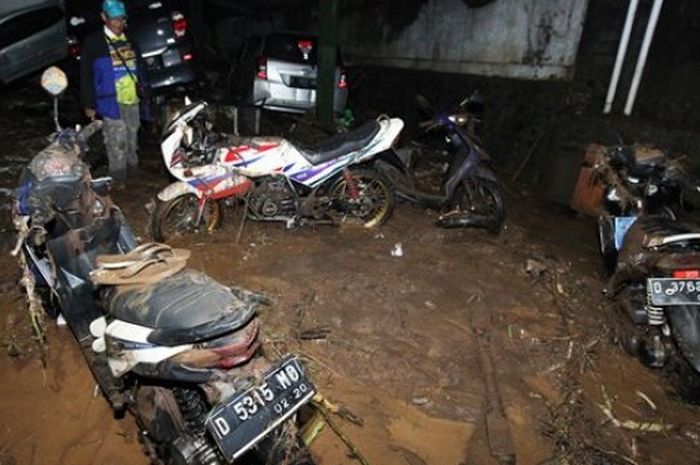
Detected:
[
  {"left": 297, "top": 39, "right": 313, "bottom": 59},
  {"left": 338, "top": 69, "right": 347, "bottom": 89},
  {"left": 181, "top": 52, "right": 194, "bottom": 62},
  {"left": 673, "top": 269, "right": 700, "bottom": 279},
  {"left": 172, "top": 11, "right": 187, "bottom": 38},
  {"left": 68, "top": 36, "right": 81, "bottom": 60},
  {"left": 256, "top": 56, "right": 267, "bottom": 80}
]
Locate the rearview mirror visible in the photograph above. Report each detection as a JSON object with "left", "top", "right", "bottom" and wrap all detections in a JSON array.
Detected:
[{"left": 41, "top": 67, "right": 68, "bottom": 96}]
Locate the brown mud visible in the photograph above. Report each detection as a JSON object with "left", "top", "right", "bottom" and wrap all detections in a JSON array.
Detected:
[{"left": 1, "top": 98, "right": 700, "bottom": 465}]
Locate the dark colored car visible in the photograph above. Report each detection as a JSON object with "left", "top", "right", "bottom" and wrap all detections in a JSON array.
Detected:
[
  {"left": 66, "top": 0, "right": 198, "bottom": 94},
  {"left": 0, "top": 0, "right": 67, "bottom": 84}
]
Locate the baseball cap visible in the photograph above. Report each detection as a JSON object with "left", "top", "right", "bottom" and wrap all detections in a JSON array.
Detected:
[{"left": 102, "top": 0, "right": 127, "bottom": 18}]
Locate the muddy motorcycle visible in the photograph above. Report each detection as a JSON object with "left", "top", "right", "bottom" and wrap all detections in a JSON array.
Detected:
[
  {"left": 151, "top": 100, "right": 404, "bottom": 241},
  {"left": 597, "top": 144, "right": 700, "bottom": 391},
  {"left": 377, "top": 93, "right": 504, "bottom": 233},
  {"left": 14, "top": 68, "right": 315, "bottom": 465}
]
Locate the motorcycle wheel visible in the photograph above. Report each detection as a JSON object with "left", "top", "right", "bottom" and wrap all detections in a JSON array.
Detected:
[
  {"left": 453, "top": 177, "right": 505, "bottom": 234},
  {"left": 151, "top": 194, "right": 221, "bottom": 242},
  {"left": 328, "top": 168, "right": 394, "bottom": 228}
]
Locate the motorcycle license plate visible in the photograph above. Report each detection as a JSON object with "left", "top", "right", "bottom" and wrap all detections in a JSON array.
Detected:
[
  {"left": 205, "top": 356, "right": 316, "bottom": 461},
  {"left": 647, "top": 278, "right": 700, "bottom": 306}
]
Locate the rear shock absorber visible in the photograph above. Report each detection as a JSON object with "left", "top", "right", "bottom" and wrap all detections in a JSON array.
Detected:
[
  {"left": 342, "top": 169, "right": 360, "bottom": 200},
  {"left": 645, "top": 304, "right": 666, "bottom": 326},
  {"left": 174, "top": 387, "right": 208, "bottom": 434}
]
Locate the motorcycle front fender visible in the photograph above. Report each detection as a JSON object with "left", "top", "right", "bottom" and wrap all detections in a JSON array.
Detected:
[
  {"left": 156, "top": 181, "right": 203, "bottom": 202},
  {"left": 471, "top": 164, "right": 498, "bottom": 183},
  {"left": 667, "top": 306, "right": 700, "bottom": 372}
]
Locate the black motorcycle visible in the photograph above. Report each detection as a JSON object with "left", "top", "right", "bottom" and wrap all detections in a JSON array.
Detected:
[
  {"left": 597, "top": 144, "right": 700, "bottom": 394},
  {"left": 14, "top": 67, "right": 316, "bottom": 465},
  {"left": 377, "top": 93, "right": 505, "bottom": 233}
]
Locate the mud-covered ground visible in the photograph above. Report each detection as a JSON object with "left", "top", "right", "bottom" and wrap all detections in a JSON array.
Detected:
[{"left": 1, "top": 82, "right": 700, "bottom": 465}]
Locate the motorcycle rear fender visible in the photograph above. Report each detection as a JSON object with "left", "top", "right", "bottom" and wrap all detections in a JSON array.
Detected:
[
  {"left": 667, "top": 306, "right": 700, "bottom": 372},
  {"left": 157, "top": 181, "right": 203, "bottom": 202},
  {"left": 373, "top": 118, "right": 404, "bottom": 153},
  {"left": 656, "top": 252, "right": 700, "bottom": 273}
]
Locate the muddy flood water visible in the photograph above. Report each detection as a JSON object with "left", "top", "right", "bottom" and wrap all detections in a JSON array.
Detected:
[{"left": 1, "top": 85, "right": 700, "bottom": 465}]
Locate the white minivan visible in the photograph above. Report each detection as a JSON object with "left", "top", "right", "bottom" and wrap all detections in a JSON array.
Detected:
[
  {"left": 0, "top": 0, "right": 67, "bottom": 84},
  {"left": 252, "top": 32, "right": 348, "bottom": 114}
]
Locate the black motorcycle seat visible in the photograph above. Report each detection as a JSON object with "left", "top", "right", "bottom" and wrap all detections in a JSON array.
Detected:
[
  {"left": 107, "top": 269, "right": 257, "bottom": 346},
  {"left": 298, "top": 121, "right": 380, "bottom": 165}
]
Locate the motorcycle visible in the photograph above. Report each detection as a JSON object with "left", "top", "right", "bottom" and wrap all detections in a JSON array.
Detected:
[
  {"left": 596, "top": 143, "right": 700, "bottom": 392},
  {"left": 377, "top": 93, "right": 505, "bottom": 233},
  {"left": 151, "top": 100, "right": 405, "bottom": 241},
  {"left": 14, "top": 67, "right": 316, "bottom": 465}
]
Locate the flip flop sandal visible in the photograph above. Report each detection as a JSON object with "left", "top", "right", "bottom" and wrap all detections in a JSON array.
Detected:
[
  {"left": 96, "top": 244, "right": 190, "bottom": 269},
  {"left": 90, "top": 256, "right": 188, "bottom": 285},
  {"left": 95, "top": 242, "right": 171, "bottom": 267}
]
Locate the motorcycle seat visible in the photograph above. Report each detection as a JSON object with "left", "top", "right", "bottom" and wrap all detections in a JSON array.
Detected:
[
  {"left": 106, "top": 269, "right": 257, "bottom": 346},
  {"left": 298, "top": 121, "right": 380, "bottom": 165}
]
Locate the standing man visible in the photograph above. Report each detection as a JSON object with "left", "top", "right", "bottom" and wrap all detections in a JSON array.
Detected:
[{"left": 80, "top": 0, "right": 144, "bottom": 182}]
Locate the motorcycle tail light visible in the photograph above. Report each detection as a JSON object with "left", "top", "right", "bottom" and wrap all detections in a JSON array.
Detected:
[
  {"left": 68, "top": 36, "right": 81, "bottom": 60},
  {"left": 172, "top": 11, "right": 187, "bottom": 38},
  {"left": 170, "top": 319, "right": 261, "bottom": 369},
  {"left": 673, "top": 269, "right": 700, "bottom": 279},
  {"left": 338, "top": 69, "right": 347, "bottom": 89},
  {"left": 256, "top": 56, "right": 268, "bottom": 80},
  {"left": 181, "top": 52, "right": 194, "bottom": 62}
]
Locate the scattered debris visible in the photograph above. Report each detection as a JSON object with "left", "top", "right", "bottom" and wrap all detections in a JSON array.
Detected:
[
  {"left": 424, "top": 300, "right": 437, "bottom": 310},
  {"left": 298, "top": 326, "right": 331, "bottom": 341},
  {"left": 390, "top": 242, "right": 404, "bottom": 257},
  {"left": 635, "top": 390, "right": 657, "bottom": 411},
  {"left": 411, "top": 397, "right": 429, "bottom": 406},
  {"left": 525, "top": 258, "right": 547, "bottom": 277},
  {"left": 312, "top": 398, "right": 369, "bottom": 465},
  {"left": 598, "top": 385, "right": 672, "bottom": 432},
  {"left": 300, "top": 409, "right": 326, "bottom": 446}
]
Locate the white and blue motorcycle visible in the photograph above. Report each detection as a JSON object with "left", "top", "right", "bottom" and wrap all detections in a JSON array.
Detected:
[{"left": 151, "top": 101, "right": 405, "bottom": 241}]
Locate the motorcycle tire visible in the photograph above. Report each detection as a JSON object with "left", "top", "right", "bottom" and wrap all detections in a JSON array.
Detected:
[
  {"left": 328, "top": 168, "right": 395, "bottom": 228},
  {"left": 450, "top": 177, "right": 505, "bottom": 234},
  {"left": 597, "top": 217, "right": 618, "bottom": 275},
  {"left": 151, "top": 194, "right": 221, "bottom": 242}
]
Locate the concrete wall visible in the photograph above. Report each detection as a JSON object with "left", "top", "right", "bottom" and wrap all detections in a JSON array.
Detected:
[{"left": 338, "top": 0, "right": 589, "bottom": 80}]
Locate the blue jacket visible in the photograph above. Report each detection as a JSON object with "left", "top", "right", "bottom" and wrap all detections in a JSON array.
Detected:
[{"left": 80, "top": 30, "right": 146, "bottom": 119}]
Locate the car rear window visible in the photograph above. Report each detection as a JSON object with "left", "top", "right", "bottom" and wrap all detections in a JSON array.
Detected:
[
  {"left": 264, "top": 33, "right": 341, "bottom": 65},
  {"left": 0, "top": 6, "right": 63, "bottom": 49}
]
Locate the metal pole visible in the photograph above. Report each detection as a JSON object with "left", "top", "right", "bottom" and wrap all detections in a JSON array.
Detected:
[
  {"left": 317, "top": 0, "right": 339, "bottom": 127},
  {"left": 624, "top": 0, "right": 665, "bottom": 116},
  {"left": 603, "top": 0, "right": 640, "bottom": 114}
]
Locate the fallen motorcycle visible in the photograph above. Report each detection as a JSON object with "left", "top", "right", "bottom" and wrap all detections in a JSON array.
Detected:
[
  {"left": 597, "top": 143, "right": 700, "bottom": 393},
  {"left": 14, "top": 67, "right": 316, "bottom": 465},
  {"left": 151, "top": 100, "right": 405, "bottom": 241},
  {"left": 377, "top": 93, "right": 505, "bottom": 233}
]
